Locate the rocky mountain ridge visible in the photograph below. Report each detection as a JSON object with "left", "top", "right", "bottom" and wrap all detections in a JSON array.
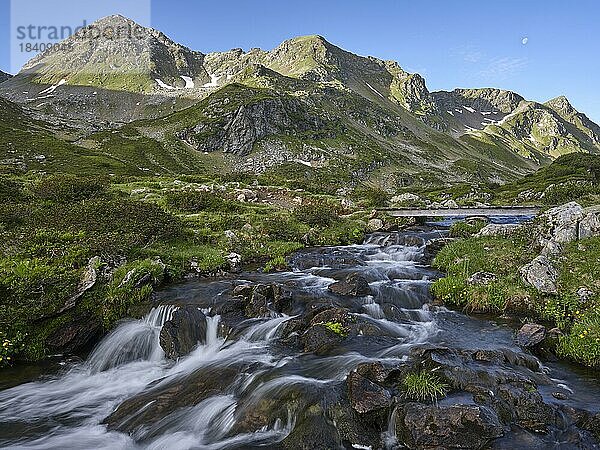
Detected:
[
  {"left": 0, "top": 15, "right": 598, "bottom": 186},
  {"left": 0, "top": 70, "right": 12, "bottom": 83}
]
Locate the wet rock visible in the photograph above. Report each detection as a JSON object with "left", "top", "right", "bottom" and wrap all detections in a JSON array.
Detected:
[
  {"left": 159, "top": 306, "right": 207, "bottom": 359},
  {"left": 520, "top": 255, "right": 558, "bottom": 294},
  {"left": 367, "top": 218, "right": 384, "bottom": 232},
  {"left": 397, "top": 403, "right": 504, "bottom": 449},
  {"left": 232, "top": 283, "right": 253, "bottom": 298},
  {"left": 552, "top": 392, "right": 568, "bottom": 400},
  {"left": 301, "top": 308, "right": 357, "bottom": 354},
  {"left": 346, "top": 371, "right": 392, "bottom": 414},
  {"left": 302, "top": 323, "right": 346, "bottom": 355},
  {"left": 233, "top": 283, "right": 293, "bottom": 318},
  {"left": 468, "top": 271, "right": 497, "bottom": 286},
  {"left": 289, "top": 248, "right": 365, "bottom": 270},
  {"left": 423, "top": 237, "right": 454, "bottom": 261},
  {"left": 328, "top": 402, "right": 383, "bottom": 449},
  {"left": 356, "top": 361, "right": 396, "bottom": 384},
  {"left": 280, "top": 404, "right": 342, "bottom": 450},
  {"left": 515, "top": 323, "right": 546, "bottom": 348},
  {"left": 104, "top": 366, "right": 240, "bottom": 433},
  {"left": 496, "top": 382, "right": 555, "bottom": 432},
  {"left": 475, "top": 223, "right": 521, "bottom": 237},
  {"left": 328, "top": 273, "right": 371, "bottom": 297}
]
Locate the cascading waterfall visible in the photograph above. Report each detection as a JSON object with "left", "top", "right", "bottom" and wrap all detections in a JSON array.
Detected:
[
  {"left": 87, "top": 305, "right": 178, "bottom": 373},
  {"left": 1, "top": 226, "right": 599, "bottom": 449}
]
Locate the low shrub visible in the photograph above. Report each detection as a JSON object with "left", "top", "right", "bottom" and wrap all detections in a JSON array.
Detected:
[
  {"left": 31, "top": 174, "right": 109, "bottom": 202},
  {"left": 292, "top": 198, "right": 341, "bottom": 227},
  {"left": 165, "top": 190, "right": 241, "bottom": 213}
]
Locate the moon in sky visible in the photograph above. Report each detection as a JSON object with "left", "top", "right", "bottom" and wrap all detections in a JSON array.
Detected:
[{"left": 522, "top": 37, "right": 529, "bottom": 45}]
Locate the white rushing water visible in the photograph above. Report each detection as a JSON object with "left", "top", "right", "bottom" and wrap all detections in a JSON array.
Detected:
[{"left": 0, "top": 232, "right": 443, "bottom": 449}]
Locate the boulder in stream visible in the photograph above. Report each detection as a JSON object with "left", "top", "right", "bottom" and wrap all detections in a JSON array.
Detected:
[
  {"left": 346, "top": 371, "right": 392, "bottom": 415},
  {"left": 397, "top": 403, "right": 504, "bottom": 449},
  {"left": 328, "top": 273, "right": 371, "bottom": 297},
  {"left": 515, "top": 323, "right": 546, "bottom": 348},
  {"left": 159, "top": 306, "right": 207, "bottom": 359}
]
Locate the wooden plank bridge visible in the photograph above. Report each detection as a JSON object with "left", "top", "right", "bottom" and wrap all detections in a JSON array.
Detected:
[{"left": 379, "top": 206, "right": 541, "bottom": 218}]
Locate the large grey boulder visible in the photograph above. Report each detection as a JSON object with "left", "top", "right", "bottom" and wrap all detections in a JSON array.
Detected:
[
  {"left": 578, "top": 206, "right": 600, "bottom": 239},
  {"left": 536, "top": 202, "right": 584, "bottom": 255},
  {"left": 475, "top": 223, "right": 521, "bottom": 238},
  {"left": 520, "top": 255, "right": 558, "bottom": 294}
]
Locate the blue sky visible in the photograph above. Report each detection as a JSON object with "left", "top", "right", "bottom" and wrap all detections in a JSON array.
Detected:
[{"left": 1, "top": 0, "right": 599, "bottom": 123}]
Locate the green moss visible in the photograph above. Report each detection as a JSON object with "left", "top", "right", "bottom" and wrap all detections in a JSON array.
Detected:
[{"left": 323, "top": 321, "right": 348, "bottom": 337}]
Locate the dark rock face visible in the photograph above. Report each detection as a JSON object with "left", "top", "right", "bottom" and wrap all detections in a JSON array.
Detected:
[
  {"left": 496, "top": 383, "right": 555, "bottom": 432},
  {"left": 423, "top": 237, "right": 454, "bottom": 262},
  {"left": 346, "top": 371, "right": 392, "bottom": 414},
  {"left": 515, "top": 323, "right": 546, "bottom": 348},
  {"left": 46, "top": 312, "right": 102, "bottom": 354},
  {"left": 178, "top": 96, "right": 327, "bottom": 156},
  {"left": 233, "top": 283, "right": 293, "bottom": 318},
  {"left": 397, "top": 403, "right": 504, "bottom": 449},
  {"left": 159, "top": 306, "right": 207, "bottom": 359},
  {"left": 328, "top": 273, "right": 371, "bottom": 297}
]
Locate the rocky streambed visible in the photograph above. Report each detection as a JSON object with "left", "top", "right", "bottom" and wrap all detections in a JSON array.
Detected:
[{"left": 1, "top": 225, "right": 599, "bottom": 449}]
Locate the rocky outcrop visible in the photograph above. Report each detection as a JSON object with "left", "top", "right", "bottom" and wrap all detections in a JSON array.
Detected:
[
  {"left": 578, "top": 205, "right": 600, "bottom": 239},
  {"left": 520, "top": 202, "right": 600, "bottom": 293},
  {"left": 57, "top": 256, "right": 100, "bottom": 314},
  {"left": 159, "top": 306, "right": 207, "bottom": 359},
  {"left": 0, "top": 70, "right": 12, "bottom": 83},
  {"left": 177, "top": 94, "right": 327, "bottom": 156}
]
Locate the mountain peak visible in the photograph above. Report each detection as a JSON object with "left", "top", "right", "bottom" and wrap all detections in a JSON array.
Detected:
[{"left": 545, "top": 95, "right": 576, "bottom": 115}]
